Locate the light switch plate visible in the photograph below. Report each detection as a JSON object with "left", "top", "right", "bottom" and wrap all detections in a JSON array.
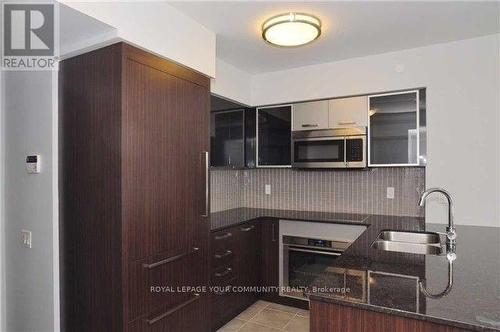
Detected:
[
  {"left": 265, "top": 184, "right": 271, "bottom": 195},
  {"left": 387, "top": 187, "right": 395, "bottom": 199},
  {"left": 21, "top": 229, "right": 32, "bottom": 248}
]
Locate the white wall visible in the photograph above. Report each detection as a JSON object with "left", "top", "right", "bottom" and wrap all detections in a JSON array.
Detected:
[
  {"left": 211, "top": 59, "right": 252, "bottom": 106},
  {"left": 3, "top": 71, "right": 59, "bottom": 332},
  {"left": 251, "top": 34, "right": 500, "bottom": 227},
  {"left": 61, "top": 1, "right": 216, "bottom": 77}
]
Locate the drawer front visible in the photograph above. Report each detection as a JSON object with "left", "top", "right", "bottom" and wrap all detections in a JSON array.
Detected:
[
  {"left": 211, "top": 246, "right": 235, "bottom": 270},
  {"left": 211, "top": 229, "right": 235, "bottom": 255},
  {"left": 127, "top": 245, "right": 207, "bottom": 320},
  {"left": 211, "top": 264, "right": 237, "bottom": 287},
  {"left": 127, "top": 293, "right": 209, "bottom": 332}
]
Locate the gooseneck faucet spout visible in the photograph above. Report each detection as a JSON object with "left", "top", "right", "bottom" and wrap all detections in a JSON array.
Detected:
[{"left": 418, "top": 188, "right": 456, "bottom": 248}]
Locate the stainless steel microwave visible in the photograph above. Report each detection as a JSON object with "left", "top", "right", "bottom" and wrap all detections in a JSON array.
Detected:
[{"left": 291, "top": 127, "right": 366, "bottom": 168}]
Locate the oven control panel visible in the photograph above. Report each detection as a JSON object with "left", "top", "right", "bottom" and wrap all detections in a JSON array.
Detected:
[
  {"left": 308, "top": 238, "right": 331, "bottom": 248},
  {"left": 283, "top": 235, "right": 350, "bottom": 252}
]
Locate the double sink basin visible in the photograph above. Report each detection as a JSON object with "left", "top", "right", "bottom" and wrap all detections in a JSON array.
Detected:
[{"left": 371, "top": 230, "right": 444, "bottom": 255}]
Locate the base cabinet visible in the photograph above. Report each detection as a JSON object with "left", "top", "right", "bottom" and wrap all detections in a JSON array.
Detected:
[
  {"left": 259, "top": 219, "right": 280, "bottom": 302},
  {"left": 210, "top": 221, "right": 261, "bottom": 330},
  {"left": 310, "top": 300, "right": 471, "bottom": 332}
]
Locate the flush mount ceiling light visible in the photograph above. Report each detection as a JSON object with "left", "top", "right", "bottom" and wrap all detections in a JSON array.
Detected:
[{"left": 262, "top": 13, "right": 321, "bottom": 47}]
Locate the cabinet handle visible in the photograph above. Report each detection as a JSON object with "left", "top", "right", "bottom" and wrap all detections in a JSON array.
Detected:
[
  {"left": 145, "top": 293, "right": 201, "bottom": 325},
  {"left": 214, "top": 267, "right": 233, "bottom": 277},
  {"left": 301, "top": 124, "right": 318, "bottom": 128},
  {"left": 202, "top": 151, "right": 209, "bottom": 218},
  {"left": 214, "top": 250, "right": 232, "bottom": 259},
  {"left": 338, "top": 121, "right": 356, "bottom": 125},
  {"left": 142, "top": 247, "right": 199, "bottom": 269},
  {"left": 272, "top": 224, "right": 276, "bottom": 242},
  {"left": 214, "top": 232, "right": 232, "bottom": 240},
  {"left": 240, "top": 225, "right": 255, "bottom": 232}
]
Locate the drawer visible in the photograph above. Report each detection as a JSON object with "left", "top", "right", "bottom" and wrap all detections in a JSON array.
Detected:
[
  {"left": 126, "top": 245, "right": 208, "bottom": 320},
  {"left": 211, "top": 264, "right": 237, "bottom": 287},
  {"left": 211, "top": 247, "right": 235, "bottom": 269},
  {"left": 127, "top": 293, "right": 209, "bottom": 332},
  {"left": 211, "top": 229, "right": 235, "bottom": 255}
]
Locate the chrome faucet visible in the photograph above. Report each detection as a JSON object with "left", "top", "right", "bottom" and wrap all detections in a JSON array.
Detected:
[{"left": 419, "top": 188, "right": 457, "bottom": 249}]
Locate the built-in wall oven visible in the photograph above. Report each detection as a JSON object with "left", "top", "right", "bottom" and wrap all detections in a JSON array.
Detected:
[
  {"left": 282, "top": 235, "right": 367, "bottom": 301},
  {"left": 291, "top": 127, "right": 366, "bottom": 168},
  {"left": 282, "top": 236, "right": 342, "bottom": 299}
]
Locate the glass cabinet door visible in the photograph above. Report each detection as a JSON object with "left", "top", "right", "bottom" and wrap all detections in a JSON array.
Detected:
[
  {"left": 369, "top": 90, "right": 420, "bottom": 166},
  {"left": 257, "top": 105, "right": 291, "bottom": 167},
  {"left": 210, "top": 110, "right": 244, "bottom": 168}
]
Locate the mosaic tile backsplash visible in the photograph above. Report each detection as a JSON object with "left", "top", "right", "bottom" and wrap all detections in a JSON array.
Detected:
[{"left": 211, "top": 168, "right": 425, "bottom": 217}]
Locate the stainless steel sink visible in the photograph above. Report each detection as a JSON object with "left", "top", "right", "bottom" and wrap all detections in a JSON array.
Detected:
[
  {"left": 378, "top": 230, "right": 441, "bottom": 245},
  {"left": 371, "top": 239, "right": 443, "bottom": 255},
  {"left": 371, "top": 230, "right": 444, "bottom": 255}
]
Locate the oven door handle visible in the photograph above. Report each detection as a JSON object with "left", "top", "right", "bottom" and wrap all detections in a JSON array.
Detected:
[{"left": 287, "top": 246, "right": 342, "bottom": 256}]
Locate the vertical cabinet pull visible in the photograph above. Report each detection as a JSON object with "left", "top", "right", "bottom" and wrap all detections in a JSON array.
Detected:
[
  {"left": 272, "top": 223, "right": 276, "bottom": 242},
  {"left": 202, "top": 151, "right": 209, "bottom": 217}
]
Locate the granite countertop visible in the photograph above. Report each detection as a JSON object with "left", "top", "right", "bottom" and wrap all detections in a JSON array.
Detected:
[{"left": 210, "top": 208, "right": 500, "bottom": 332}]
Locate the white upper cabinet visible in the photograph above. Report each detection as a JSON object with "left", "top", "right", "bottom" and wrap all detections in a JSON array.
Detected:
[
  {"left": 292, "top": 100, "right": 329, "bottom": 131},
  {"left": 328, "top": 96, "right": 368, "bottom": 128}
]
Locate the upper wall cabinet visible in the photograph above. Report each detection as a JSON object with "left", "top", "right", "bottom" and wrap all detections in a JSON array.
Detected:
[
  {"left": 368, "top": 90, "right": 425, "bottom": 166},
  {"left": 328, "top": 96, "right": 368, "bottom": 128},
  {"left": 257, "top": 105, "right": 292, "bottom": 167},
  {"left": 211, "top": 110, "right": 245, "bottom": 168},
  {"left": 293, "top": 100, "right": 329, "bottom": 131}
]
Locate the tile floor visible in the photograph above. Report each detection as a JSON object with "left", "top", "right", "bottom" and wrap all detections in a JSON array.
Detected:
[{"left": 217, "top": 300, "right": 310, "bottom": 332}]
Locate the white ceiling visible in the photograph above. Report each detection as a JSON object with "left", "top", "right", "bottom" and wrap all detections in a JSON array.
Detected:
[{"left": 170, "top": 1, "right": 500, "bottom": 74}]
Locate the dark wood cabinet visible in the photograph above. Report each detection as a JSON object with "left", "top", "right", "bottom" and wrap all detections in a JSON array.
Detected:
[
  {"left": 310, "top": 300, "right": 470, "bottom": 332},
  {"left": 235, "top": 221, "right": 261, "bottom": 306},
  {"left": 209, "top": 221, "right": 261, "bottom": 330},
  {"left": 259, "top": 219, "right": 280, "bottom": 302},
  {"left": 60, "top": 43, "right": 210, "bottom": 332}
]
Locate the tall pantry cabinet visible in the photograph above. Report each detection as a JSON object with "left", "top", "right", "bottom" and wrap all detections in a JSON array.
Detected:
[{"left": 59, "top": 43, "right": 210, "bottom": 332}]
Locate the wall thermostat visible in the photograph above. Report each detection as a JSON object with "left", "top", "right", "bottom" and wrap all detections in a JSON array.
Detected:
[{"left": 26, "top": 155, "right": 41, "bottom": 174}]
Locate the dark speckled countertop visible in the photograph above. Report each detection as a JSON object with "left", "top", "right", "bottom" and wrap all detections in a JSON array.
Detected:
[{"left": 210, "top": 208, "right": 500, "bottom": 332}]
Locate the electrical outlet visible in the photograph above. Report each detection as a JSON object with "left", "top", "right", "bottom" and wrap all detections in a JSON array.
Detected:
[
  {"left": 265, "top": 184, "right": 271, "bottom": 195},
  {"left": 21, "top": 229, "right": 32, "bottom": 248},
  {"left": 387, "top": 187, "right": 395, "bottom": 199}
]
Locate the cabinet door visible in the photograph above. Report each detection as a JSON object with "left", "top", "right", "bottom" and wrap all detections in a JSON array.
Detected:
[
  {"left": 328, "top": 96, "right": 368, "bottom": 128},
  {"left": 236, "top": 222, "right": 260, "bottom": 306},
  {"left": 122, "top": 54, "right": 210, "bottom": 260},
  {"left": 210, "top": 110, "right": 244, "bottom": 168},
  {"left": 293, "top": 100, "right": 329, "bottom": 131},
  {"left": 257, "top": 106, "right": 292, "bottom": 167},
  {"left": 260, "top": 219, "right": 280, "bottom": 302},
  {"left": 368, "top": 91, "right": 420, "bottom": 166}
]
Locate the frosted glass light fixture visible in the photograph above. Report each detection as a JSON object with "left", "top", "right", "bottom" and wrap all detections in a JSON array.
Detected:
[{"left": 262, "top": 13, "right": 321, "bottom": 47}]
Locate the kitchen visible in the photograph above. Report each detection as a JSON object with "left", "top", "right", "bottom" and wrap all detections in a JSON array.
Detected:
[{"left": 0, "top": 1, "right": 499, "bottom": 332}]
